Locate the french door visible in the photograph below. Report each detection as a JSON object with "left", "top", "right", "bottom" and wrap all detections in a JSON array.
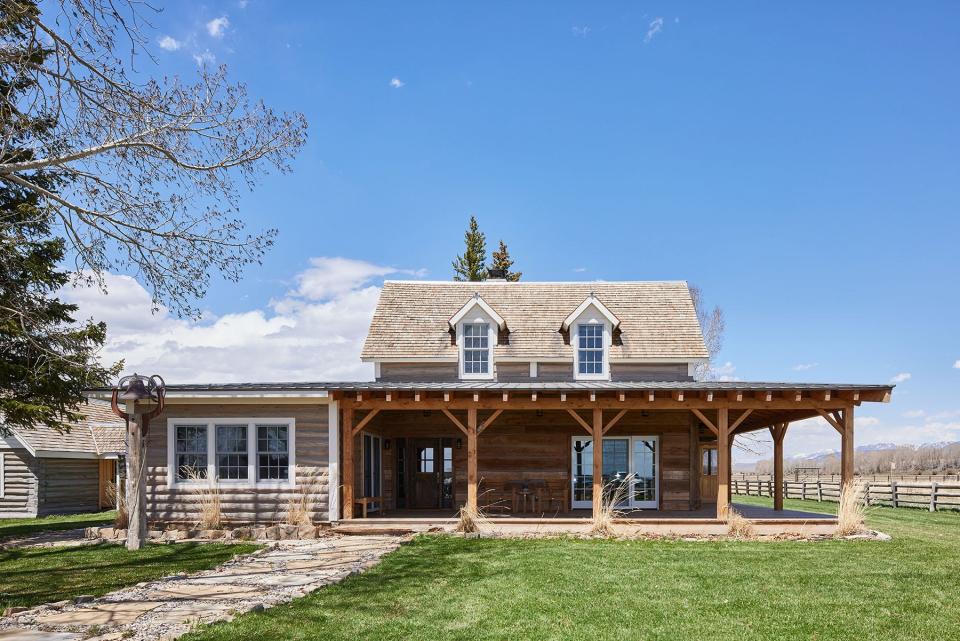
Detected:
[{"left": 570, "top": 436, "right": 659, "bottom": 510}]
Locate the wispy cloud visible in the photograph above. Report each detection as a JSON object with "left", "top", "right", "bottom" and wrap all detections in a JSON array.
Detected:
[
  {"left": 238, "top": 0, "right": 249, "bottom": 7},
  {"left": 572, "top": 26, "right": 591, "bottom": 38},
  {"left": 902, "top": 410, "right": 926, "bottom": 419},
  {"left": 192, "top": 50, "right": 216, "bottom": 67},
  {"left": 954, "top": 359, "right": 960, "bottom": 369},
  {"left": 206, "top": 16, "right": 230, "bottom": 39},
  {"left": 389, "top": 77, "right": 405, "bottom": 89},
  {"left": 890, "top": 372, "right": 912, "bottom": 384},
  {"left": 713, "top": 361, "right": 738, "bottom": 382},
  {"left": 157, "top": 35, "right": 181, "bottom": 51},
  {"left": 792, "top": 362, "right": 818, "bottom": 371},
  {"left": 645, "top": 17, "right": 663, "bottom": 43}
]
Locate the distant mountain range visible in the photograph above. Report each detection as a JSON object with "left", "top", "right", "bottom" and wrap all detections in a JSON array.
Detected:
[
  {"left": 788, "top": 441, "right": 958, "bottom": 464},
  {"left": 737, "top": 441, "right": 960, "bottom": 473}
]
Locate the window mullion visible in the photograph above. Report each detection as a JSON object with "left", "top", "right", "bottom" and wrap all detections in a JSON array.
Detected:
[{"left": 248, "top": 422, "right": 256, "bottom": 485}]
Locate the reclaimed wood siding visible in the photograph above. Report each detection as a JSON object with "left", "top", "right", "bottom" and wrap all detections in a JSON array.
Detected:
[
  {"left": 377, "top": 362, "right": 459, "bottom": 382},
  {"left": 610, "top": 362, "right": 692, "bottom": 382},
  {"left": 358, "top": 409, "right": 693, "bottom": 511},
  {"left": 0, "top": 449, "right": 39, "bottom": 518},
  {"left": 37, "top": 458, "right": 101, "bottom": 516},
  {"left": 145, "top": 404, "right": 330, "bottom": 524}
]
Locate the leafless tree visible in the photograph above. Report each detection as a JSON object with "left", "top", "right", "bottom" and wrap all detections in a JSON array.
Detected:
[
  {"left": 0, "top": 0, "right": 307, "bottom": 317},
  {"left": 689, "top": 284, "right": 725, "bottom": 380}
]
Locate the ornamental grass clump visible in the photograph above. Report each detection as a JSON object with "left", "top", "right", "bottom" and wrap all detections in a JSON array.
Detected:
[
  {"left": 726, "top": 507, "right": 756, "bottom": 539},
  {"left": 105, "top": 481, "right": 128, "bottom": 529},
  {"left": 187, "top": 470, "right": 223, "bottom": 530},
  {"left": 590, "top": 476, "right": 632, "bottom": 537},
  {"left": 456, "top": 501, "right": 492, "bottom": 534},
  {"left": 286, "top": 466, "right": 327, "bottom": 527},
  {"left": 836, "top": 481, "right": 867, "bottom": 536}
]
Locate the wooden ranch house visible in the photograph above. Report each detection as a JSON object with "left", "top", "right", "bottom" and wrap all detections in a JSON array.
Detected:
[
  {"left": 1, "top": 400, "right": 125, "bottom": 518},
  {"left": 92, "top": 280, "right": 892, "bottom": 532}
]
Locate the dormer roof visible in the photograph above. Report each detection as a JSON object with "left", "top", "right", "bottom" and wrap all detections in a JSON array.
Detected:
[
  {"left": 362, "top": 281, "right": 709, "bottom": 361},
  {"left": 561, "top": 294, "right": 621, "bottom": 331},
  {"left": 448, "top": 293, "right": 507, "bottom": 331}
]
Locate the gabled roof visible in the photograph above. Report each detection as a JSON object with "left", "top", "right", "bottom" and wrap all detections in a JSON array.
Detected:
[
  {"left": 448, "top": 294, "right": 507, "bottom": 330},
  {"left": 561, "top": 294, "right": 620, "bottom": 331},
  {"left": 362, "top": 281, "right": 709, "bottom": 361},
  {"left": 6, "top": 400, "right": 126, "bottom": 458}
]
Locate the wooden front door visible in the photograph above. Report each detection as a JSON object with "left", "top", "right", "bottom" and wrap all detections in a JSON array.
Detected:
[
  {"left": 700, "top": 444, "right": 718, "bottom": 502},
  {"left": 409, "top": 439, "right": 442, "bottom": 509}
]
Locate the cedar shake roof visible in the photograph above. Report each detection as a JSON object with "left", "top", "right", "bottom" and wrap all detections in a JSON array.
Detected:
[
  {"left": 8, "top": 400, "right": 126, "bottom": 456},
  {"left": 361, "top": 281, "right": 710, "bottom": 361}
]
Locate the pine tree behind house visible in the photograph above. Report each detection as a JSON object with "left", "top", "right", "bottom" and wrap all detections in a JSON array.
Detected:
[
  {"left": 452, "top": 216, "right": 488, "bottom": 281},
  {"left": 490, "top": 240, "right": 522, "bottom": 281}
]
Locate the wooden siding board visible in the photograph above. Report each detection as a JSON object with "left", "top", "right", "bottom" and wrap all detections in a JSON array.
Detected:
[
  {"left": 146, "top": 404, "right": 330, "bottom": 524},
  {"left": 0, "top": 449, "right": 39, "bottom": 518},
  {"left": 377, "top": 362, "right": 459, "bottom": 383},
  {"left": 37, "top": 458, "right": 100, "bottom": 516},
  {"left": 610, "top": 362, "right": 692, "bottom": 382}
]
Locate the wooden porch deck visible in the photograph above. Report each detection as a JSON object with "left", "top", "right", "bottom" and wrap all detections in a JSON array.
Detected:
[{"left": 335, "top": 502, "right": 837, "bottom": 536}]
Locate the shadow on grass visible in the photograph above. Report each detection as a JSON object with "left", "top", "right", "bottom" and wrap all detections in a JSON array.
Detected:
[{"left": 0, "top": 511, "right": 116, "bottom": 540}]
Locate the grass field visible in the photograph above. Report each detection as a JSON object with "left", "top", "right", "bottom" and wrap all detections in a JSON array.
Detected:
[
  {"left": 0, "top": 511, "right": 116, "bottom": 540},
  {"left": 182, "top": 500, "right": 960, "bottom": 641},
  {"left": 0, "top": 542, "right": 260, "bottom": 609}
]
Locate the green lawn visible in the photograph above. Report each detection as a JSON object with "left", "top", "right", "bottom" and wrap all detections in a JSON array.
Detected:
[
  {"left": 0, "top": 511, "right": 116, "bottom": 540},
  {"left": 0, "top": 542, "right": 260, "bottom": 609},
  {"left": 182, "top": 500, "right": 960, "bottom": 641}
]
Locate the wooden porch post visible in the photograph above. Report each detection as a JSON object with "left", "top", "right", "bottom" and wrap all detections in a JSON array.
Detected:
[
  {"left": 342, "top": 407, "right": 354, "bottom": 520},
  {"left": 770, "top": 423, "right": 788, "bottom": 511},
  {"left": 592, "top": 408, "right": 603, "bottom": 515},
  {"left": 716, "top": 408, "right": 729, "bottom": 519},
  {"left": 466, "top": 408, "right": 478, "bottom": 512},
  {"left": 689, "top": 417, "right": 700, "bottom": 509},
  {"left": 841, "top": 405, "right": 855, "bottom": 490}
]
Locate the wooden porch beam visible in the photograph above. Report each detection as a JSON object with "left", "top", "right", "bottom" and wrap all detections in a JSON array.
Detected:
[
  {"left": 729, "top": 409, "right": 754, "bottom": 432},
  {"left": 466, "top": 408, "right": 478, "bottom": 512},
  {"left": 342, "top": 407, "right": 354, "bottom": 519},
  {"left": 441, "top": 408, "right": 469, "bottom": 436},
  {"left": 816, "top": 409, "right": 844, "bottom": 434},
  {"left": 566, "top": 409, "right": 593, "bottom": 435},
  {"left": 841, "top": 405, "right": 855, "bottom": 490},
  {"left": 592, "top": 408, "right": 603, "bottom": 516},
  {"left": 351, "top": 409, "right": 381, "bottom": 437},
  {"left": 345, "top": 397, "right": 868, "bottom": 412},
  {"left": 769, "top": 422, "right": 788, "bottom": 510},
  {"left": 477, "top": 409, "right": 504, "bottom": 435},
  {"left": 716, "top": 408, "right": 730, "bottom": 519},
  {"left": 602, "top": 409, "right": 628, "bottom": 436},
  {"left": 690, "top": 408, "right": 718, "bottom": 436}
]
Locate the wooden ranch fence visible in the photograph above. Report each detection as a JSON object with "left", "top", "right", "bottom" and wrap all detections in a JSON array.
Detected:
[
  {"left": 731, "top": 479, "right": 960, "bottom": 512},
  {"left": 734, "top": 472, "right": 960, "bottom": 483}
]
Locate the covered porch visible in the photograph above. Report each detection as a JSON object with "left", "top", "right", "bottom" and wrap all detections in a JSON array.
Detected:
[{"left": 331, "top": 382, "right": 891, "bottom": 531}]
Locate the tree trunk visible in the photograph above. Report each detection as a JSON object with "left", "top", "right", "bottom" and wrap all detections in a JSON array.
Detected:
[{"left": 125, "top": 406, "right": 147, "bottom": 550}]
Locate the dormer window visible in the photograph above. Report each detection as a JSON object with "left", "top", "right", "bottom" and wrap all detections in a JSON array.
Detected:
[
  {"left": 450, "top": 294, "right": 505, "bottom": 380},
  {"left": 563, "top": 294, "right": 620, "bottom": 381},
  {"left": 577, "top": 323, "right": 603, "bottom": 375},
  {"left": 463, "top": 323, "right": 490, "bottom": 375}
]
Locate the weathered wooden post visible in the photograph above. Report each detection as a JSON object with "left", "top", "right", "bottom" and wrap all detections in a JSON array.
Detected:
[
  {"left": 111, "top": 374, "right": 165, "bottom": 551},
  {"left": 930, "top": 482, "right": 938, "bottom": 512},
  {"left": 891, "top": 480, "right": 899, "bottom": 508}
]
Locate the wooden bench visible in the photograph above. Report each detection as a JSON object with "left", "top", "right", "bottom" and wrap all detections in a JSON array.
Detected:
[{"left": 354, "top": 496, "right": 387, "bottom": 518}]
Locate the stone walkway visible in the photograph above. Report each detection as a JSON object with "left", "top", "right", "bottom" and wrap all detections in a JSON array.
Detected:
[{"left": 0, "top": 534, "right": 406, "bottom": 641}]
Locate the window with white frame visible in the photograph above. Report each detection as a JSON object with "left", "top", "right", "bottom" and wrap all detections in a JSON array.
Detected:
[
  {"left": 257, "top": 424, "right": 290, "bottom": 481},
  {"left": 462, "top": 322, "right": 490, "bottom": 375},
  {"left": 175, "top": 424, "right": 208, "bottom": 481},
  {"left": 169, "top": 418, "right": 295, "bottom": 486},
  {"left": 577, "top": 323, "right": 604, "bottom": 375}
]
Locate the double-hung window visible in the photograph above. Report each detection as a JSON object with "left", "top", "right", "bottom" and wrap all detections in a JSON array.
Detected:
[
  {"left": 462, "top": 322, "right": 490, "bottom": 375},
  {"left": 169, "top": 418, "right": 295, "bottom": 487},
  {"left": 577, "top": 323, "right": 604, "bottom": 375}
]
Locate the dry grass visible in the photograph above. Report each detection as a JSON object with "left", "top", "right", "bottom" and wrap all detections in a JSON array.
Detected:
[
  {"left": 186, "top": 470, "right": 223, "bottom": 530},
  {"left": 726, "top": 507, "right": 756, "bottom": 539},
  {"left": 456, "top": 502, "right": 492, "bottom": 534},
  {"left": 104, "top": 481, "right": 128, "bottom": 529},
  {"left": 286, "top": 466, "right": 327, "bottom": 527},
  {"left": 590, "top": 476, "right": 632, "bottom": 537},
  {"left": 836, "top": 482, "right": 867, "bottom": 536}
]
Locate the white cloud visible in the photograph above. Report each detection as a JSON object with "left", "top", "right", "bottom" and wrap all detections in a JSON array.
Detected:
[
  {"left": 206, "top": 16, "right": 230, "bottom": 39},
  {"left": 645, "top": 17, "right": 663, "bottom": 43},
  {"left": 389, "top": 78, "right": 405, "bottom": 89},
  {"left": 712, "top": 361, "right": 738, "bottom": 382},
  {"left": 792, "top": 362, "right": 818, "bottom": 371},
  {"left": 572, "top": 267, "right": 587, "bottom": 273},
  {"left": 890, "top": 372, "right": 912, "bottom": 384},
  {"left": 158, "top": 35, "right": 181, "bottom": 51},
  {"left": 902, "top": 409, "right": 926, "bottom": 419},
  {"left": 63, "top": 257, "right": 425, "bottom": 383},
  {"left": 954, "top": 360, "right": 960, "bottom": 369},
  {"left": 238, "top": 0, "right": 249, "bottom": 7},
  {"left": 857, "top": 417, "right": 880, "bottom": 427},
  {"left": 572, "top": 26, "right": 591, "bottom": 38},
  {"left": 192, "top": 50, "right": 216, "bottom": 67}
]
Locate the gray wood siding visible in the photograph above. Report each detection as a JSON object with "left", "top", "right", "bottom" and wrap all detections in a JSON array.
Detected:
[
  {"left": 497, "top": 362, "right": 573, "bottom": 382},
  {"left": 377, "top": 362, "right": 459, "bottom": 382},
  {"left": 0, "top": 449, "right": 38, "bottom": 518},
  {"left": 37, "top": 458, "right": 101, "bottom": 516},
  {"left": 145, "top": 404, "right": 330, "bottom": 525},
  {"left": 610, "top": 362, "right": 692, "bottom": 382}
]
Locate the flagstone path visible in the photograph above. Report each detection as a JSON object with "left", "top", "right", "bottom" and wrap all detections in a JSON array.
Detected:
[{"left": 0, "top": 534, "right": 406, "bottom": 641}]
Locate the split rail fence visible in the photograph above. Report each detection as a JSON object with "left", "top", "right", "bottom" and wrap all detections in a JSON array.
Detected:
[{"left": 731, "top": 479, "right": 960, "bottom": 512}]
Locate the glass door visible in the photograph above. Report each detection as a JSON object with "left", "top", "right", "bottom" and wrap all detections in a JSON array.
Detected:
[{"left": 571, "top": 436, "right": 659, "bottom": 510}]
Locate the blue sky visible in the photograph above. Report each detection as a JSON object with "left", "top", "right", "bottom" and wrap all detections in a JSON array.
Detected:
[{"left": 69, "top": 2, "right": 960, "bottom": 460}]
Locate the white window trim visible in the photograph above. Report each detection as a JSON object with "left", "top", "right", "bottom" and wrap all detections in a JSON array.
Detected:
[
  {"left": 457, "top": 310, "right": 497, "bottom": 380},
  {"left": 167, "top": 418, "right": 296, "bottom": 490},
  {"left": 570, "top": 435, "right": 659, "bottom": 510},
  {"left": 0, "top": 452, "right": 5, "bottom": 498},
  {"left": 572, "top": 307, "right": 612, "bottom": 381}
]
